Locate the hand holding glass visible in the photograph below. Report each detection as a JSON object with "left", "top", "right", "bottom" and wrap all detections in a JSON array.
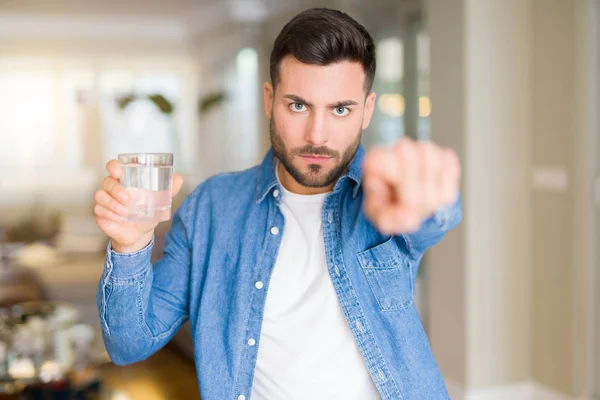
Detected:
[{"left": 117, "top": 153, "right": 174, "bottom": 222}]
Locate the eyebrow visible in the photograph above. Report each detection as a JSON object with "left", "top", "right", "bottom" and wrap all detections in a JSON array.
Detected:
[{"left": 283, "top": 94, "right": 358, "bottom": 108}]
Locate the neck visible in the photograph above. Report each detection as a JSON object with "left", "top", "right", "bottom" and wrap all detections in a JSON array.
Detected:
[{"left": 277, "top": 162, "right": 334, "bottom": 195}]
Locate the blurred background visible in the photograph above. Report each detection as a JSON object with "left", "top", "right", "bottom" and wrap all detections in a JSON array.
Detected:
[{"left": 0, "top": 0, "right": 597, "bottom": 399}]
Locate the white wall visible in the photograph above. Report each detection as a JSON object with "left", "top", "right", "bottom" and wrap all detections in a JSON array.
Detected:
[
  {"left": 425, "top": 0, "right": 468, "bottom": 387},
  {"left": 426, "top": 0, "right": 594, "bottom": 397},
  {"left": 427, "top": 0, "right": 533, "bottom": 390}
]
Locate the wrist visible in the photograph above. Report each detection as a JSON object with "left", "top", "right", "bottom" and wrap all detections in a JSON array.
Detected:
[{"left": 111, "top": 232, "right": 154, "bottom": 254}]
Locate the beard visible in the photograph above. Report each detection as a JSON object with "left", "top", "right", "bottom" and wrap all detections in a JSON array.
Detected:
[{"left": 269, "top": 117, "right": 361, "bottom": 188}]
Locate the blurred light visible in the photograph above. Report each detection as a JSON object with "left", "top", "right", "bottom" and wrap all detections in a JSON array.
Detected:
[
  {"left": 377, "top": 94, "right": 405, "bottom": 117},
  {"left": 377, "top": 37, "right": 403, "bottom": 83},
  {"left": 227, "top": 0, "right": 268, "bottom": 22},
  {"left": 120, "top": 382, "right": 164, "bottom": 400},
  {"left": 100, "top": 71, "right": 135, "bottom": 93},
  {"left": 0, "top": 72, "right": 55, "bottom": 169},
  {"left": 110, "top": 391, "right": 132, "bottom": 400},
  {"left": 417, "top": 32, "right": 430, "bottom": 72},
  {"left": 419, "top": 96, "right": 431, "bottom": 117},
  {"left": 236, "top": 48, "right": 258, "bottom": 76}
]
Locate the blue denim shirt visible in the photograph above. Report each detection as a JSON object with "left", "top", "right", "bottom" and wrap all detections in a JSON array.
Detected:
[{"left": 97, "top": 145, "right": 462, "bottom": 400}]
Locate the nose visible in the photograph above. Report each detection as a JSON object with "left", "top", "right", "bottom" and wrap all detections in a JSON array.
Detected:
[{"left": 304, "top": 110, "right": 328, "bottom": 146}]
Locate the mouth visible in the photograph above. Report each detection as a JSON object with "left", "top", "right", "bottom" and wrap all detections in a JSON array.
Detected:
[{"left": 299, "top": 154, "right": 332, "bottom": 163}]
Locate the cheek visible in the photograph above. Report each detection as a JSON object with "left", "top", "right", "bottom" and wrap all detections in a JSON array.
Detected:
[
  {"left": 274, "top": 109, "right": 308, "bottom": 140},
  {"left": 327, "top": 115, "right": 362, "bottom": 144}
]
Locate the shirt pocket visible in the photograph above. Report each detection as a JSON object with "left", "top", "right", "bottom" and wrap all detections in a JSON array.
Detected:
[{"left": 357, "top": 237, "right": 413, "bottom": 311}]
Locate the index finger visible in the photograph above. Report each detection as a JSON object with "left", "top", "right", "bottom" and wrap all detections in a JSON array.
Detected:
[
  {"left": 106, "top": 160, "right": 123, "bottom": 179},
  {"left": 363, "top": 147, "right": 401, "bottom": 184},
  {"left": 363, "top": 147, "right": 402, "bottom": 200}
]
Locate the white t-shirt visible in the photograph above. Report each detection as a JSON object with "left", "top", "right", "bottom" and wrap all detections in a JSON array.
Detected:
[{"left": 251, "top": 174, "right": 381, "bottom": 400}]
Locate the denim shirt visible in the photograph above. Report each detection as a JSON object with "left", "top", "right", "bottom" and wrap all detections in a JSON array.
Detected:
[{"left": 97, "top": 145, "right": 462, "bottom": 400}]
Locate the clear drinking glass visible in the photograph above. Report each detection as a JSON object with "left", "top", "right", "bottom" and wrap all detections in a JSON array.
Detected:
[{"left": 117, "top": 153, "right": 174, "bottom": 222}]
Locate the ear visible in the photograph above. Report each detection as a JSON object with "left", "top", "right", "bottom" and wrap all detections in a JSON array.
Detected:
[
  {"left": 361, "top": 92, "right": 377, "bottom": 130},
  {"left": 263, "top": 81, "right": 274, "bottom": 120}
]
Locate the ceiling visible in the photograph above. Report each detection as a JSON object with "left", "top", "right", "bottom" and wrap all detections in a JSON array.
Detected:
[
  {"left": 0, "top": 0, "right": 418, "bottom": 42},
  {"left": 0, "top": 0, "right": 315, "bottom": 40},
  {"left": 0, "top": 0, "right": 311, "bottom": 22},
  {"left": 0, "top": 0, "right": 218, "bottom": 18}
]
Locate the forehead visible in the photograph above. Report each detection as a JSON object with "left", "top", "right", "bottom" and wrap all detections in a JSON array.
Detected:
[{"left": 277, "top": 55, "right": 366, "bottom": 101}]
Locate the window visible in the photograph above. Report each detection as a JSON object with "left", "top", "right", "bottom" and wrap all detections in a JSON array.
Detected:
[
  {"left": 0, "top": 58, "right": 197, "bottom": 204},
  {"left": 198, "top": 47, "right": 260, "bottom": 179},
  {"left": 364, "top": 36, "right": 405, "bottom": 149},
  {"left": 0, "top": 70, "right": 96, "bottom": 203},
  {"left": 60, "top": 70, "right": 95, "bottom": 168},
  {"left": 0, "top": 72, "right": 57, "bottom": 170},
  {"left": 232, "top": 47, "right": 260, "bottom": 168},
  {"left": 99, "top": 72, "right": 182, "bottom": 164}
]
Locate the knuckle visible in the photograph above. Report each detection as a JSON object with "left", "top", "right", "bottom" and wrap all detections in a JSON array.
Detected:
[
  {"left": 421, "top": 143, "right": 436, "bottom": 164},
  {"left": 395, "top": 139, "right": 409, "bottom": 153},
  {"left": 112, "top": 184, "right": 123, "bottom": 198},
  {"left": 398, "top": 138, "right": 411, "bottom": 150},
  {"left": 403, "top": 191, "right": 419, "bottom": 208},
  {"left": 400, "top": 136, "right": 414, "bottom": 145},
  {"left": 102, "top": 176, "right": 112, "bottom": 190},
  {"left": 364, "top": 153, "right": 377, "bottom": 169},
  {"left": 108, "top": 197, "right": 119, "bottom": 211}
]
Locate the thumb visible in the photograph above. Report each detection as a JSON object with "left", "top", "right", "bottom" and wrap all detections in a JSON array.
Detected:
[{"left": 171, "top": 174, "right": 184, "bottom": 198}]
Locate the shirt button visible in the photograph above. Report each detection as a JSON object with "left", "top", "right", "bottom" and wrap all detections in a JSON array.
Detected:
[
  {"left": 255, "top": 281, "right": 264, "bottom": 289},
  {"left": 238, "top": 395, "right": 246, "bottom": 400},
  {"left": 328, "top": 212, "right": 333, "bottom": 224},
  {"left": 248, "top": 338, "right": 256, "bottom": 346},
  {"left": 270, "top": 226, "right": 279, "bottom": 235},
  {"left": 273, "top": 189, "right": 280, "bottom": 198}
]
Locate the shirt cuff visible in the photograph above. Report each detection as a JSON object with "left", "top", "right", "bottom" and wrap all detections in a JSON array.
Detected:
[
  {"left": 432, "top": 206, "right": 453, "bottom": 230},
  {"left": 430, "top": 194, "right": 462, "bottom": 231},
  {"left": 105, "top": 236, "right": 155, "bottom": 279}
]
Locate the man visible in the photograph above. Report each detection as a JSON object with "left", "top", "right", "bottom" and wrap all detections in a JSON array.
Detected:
[{"left": 95, "top": 8, "right": 461, "bottom": 400}]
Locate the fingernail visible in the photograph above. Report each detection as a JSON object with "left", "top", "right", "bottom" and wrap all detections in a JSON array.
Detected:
[
  {"left": 119, "top": 192, "right": 129, "bottom": 203},
  {"left": 117, "top": 204, "right": 129, "bottom": 215}
]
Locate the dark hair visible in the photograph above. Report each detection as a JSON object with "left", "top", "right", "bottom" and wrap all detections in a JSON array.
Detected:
[{"left": 270, "top": 8, "right": 376, "bottom": 93}]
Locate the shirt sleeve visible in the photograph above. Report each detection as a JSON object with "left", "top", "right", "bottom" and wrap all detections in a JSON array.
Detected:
[{"left": 97, "top": 194, "right": 193, "bottom": 365}]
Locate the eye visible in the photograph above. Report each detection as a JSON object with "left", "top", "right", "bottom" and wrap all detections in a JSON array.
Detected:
[
  {"left": 290, "top": 103, "right": 307, "bottom": 112},
  {"left": 333, "top": 106, "right": 350, "bottom": 116}
]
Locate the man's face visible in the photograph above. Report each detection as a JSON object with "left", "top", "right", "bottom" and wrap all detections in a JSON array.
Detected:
[{"left": 264, "top": 55, "right": 376, "bottom": 193}]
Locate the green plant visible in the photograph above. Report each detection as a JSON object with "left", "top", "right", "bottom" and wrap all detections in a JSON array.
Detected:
[
  {"left": 117, "top": 93, "right": 174, "bottom": 115},
  {"left": 116, "top": 90, "right": 228, "bottom": 116},
  {"left": 198, "top": 91, "right": 228, "bottom": 115}
]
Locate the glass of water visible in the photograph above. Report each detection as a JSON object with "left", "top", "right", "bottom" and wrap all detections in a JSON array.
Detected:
[{"left": 117, "top": 153, "right": 174, "bottom": 222}]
